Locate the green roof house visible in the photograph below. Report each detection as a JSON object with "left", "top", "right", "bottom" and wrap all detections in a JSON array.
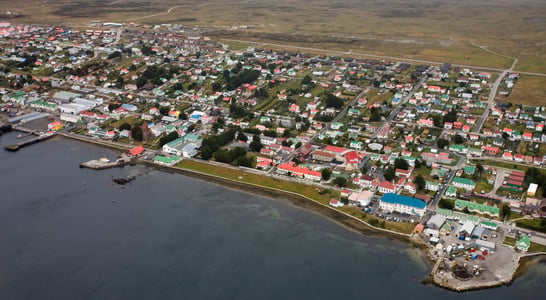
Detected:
[
  {"left": 452, "top": 177, "right": 476, "bottom": 191},
  {"left": 516, "top": 236, "right": 531, "bottom": 252},
  {"left": 445, "top": 185, "right": 457, "bottom": 197},
  {"left": 455, "top": 199, "right": 499, "bottom": 217},
  {"left": 464, "top": 165, "right": 476, "bottom": 175}
]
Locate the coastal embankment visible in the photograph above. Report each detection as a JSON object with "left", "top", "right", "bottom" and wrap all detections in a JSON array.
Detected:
[{"left": 142, "top": 160, "right": 418, "bottom": 246}]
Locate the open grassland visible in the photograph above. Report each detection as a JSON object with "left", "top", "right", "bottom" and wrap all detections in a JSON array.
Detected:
[
  {"left": 507, "top": 75, "right": 546, "bottom": 106},
  {"left": 2, "top": 0, "right": 545, "bottom": 70}
]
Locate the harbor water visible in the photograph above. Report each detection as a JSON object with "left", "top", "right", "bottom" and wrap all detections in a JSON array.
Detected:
[{"left": 0, "top": 132, "right": 545, "bottom": 299}]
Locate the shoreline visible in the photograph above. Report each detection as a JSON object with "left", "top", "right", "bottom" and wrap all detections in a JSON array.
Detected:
[{"left": 50, "top": 133, "right": 546, "bottom": 292}]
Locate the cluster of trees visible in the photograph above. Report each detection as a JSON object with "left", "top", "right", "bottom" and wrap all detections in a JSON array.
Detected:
[
  {"left": 394, "top": 158, "right": 409, "bottom": 170},
  {"left": 136, "top": 65, "right": 178, "bottom": 88},
  {"left": 439, "top": 198, "right": 454, "bottom": 210},
  {"left": 229, "top": 104, "right": 250, "bottom": 119},
  {"left": 117, "top": 121, "right": 147, "bottom": 141},
  {"left": 201, "top": 128, "right": 238, "bottom": 155},
  {"left": 453, "top": 134, "right": 465, "bottom": 144},
  {"left": 325, "top": 94, "right": 345, "bottom": 108},
  {"left": 199, "top": 129, "right": 261, "bottom": 167},
  {"left": 224, "top": 69, "right": 260, "bottom": 91},
  {"left": 437, "top": 138, "right": 449, "bottom": 149},
  {"left": 213, "top": 147, "right": 252, "bottom": 167},
  {"left": 432, "top": 109, "right": 458, "bottom": 127}
]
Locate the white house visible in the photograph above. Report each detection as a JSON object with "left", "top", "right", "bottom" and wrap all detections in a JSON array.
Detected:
[{"left": 162, "top": 137, "right": 185, "bottom": 155}]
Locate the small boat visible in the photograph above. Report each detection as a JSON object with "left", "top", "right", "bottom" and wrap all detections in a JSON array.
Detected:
[{"left": 16, "top": 134, "right": 23, "bottom": 139}]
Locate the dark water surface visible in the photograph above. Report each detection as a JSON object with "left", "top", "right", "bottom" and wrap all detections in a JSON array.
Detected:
[{"left": 0, "top": 133, "right": 545, "bottom": 299}]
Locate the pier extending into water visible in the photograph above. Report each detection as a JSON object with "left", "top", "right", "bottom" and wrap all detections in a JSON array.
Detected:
[
  {"left": 4, "top": 133, "right": 56, "bottom": 152},
  {"left": 79, "top": 157, "right": 132, "bottom": 170}
]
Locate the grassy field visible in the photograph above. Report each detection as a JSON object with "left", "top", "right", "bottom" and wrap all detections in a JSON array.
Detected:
[
  {"left": 471, "top": 160, "right": 532, "bottom": 172},
  {"left": 3, "top": 0, "right": 545, "bottom": 71},
  {"left": 507, "top": 75, "right": 546, "bottom": 106}
]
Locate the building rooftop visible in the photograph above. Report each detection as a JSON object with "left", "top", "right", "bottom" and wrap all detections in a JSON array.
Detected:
[{"left": 380, "top": 193, "right": 426, "bottom": 209}]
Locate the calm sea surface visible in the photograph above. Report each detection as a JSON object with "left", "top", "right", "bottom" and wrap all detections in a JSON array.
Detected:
[{"left": 0, "top": 132, "right": 545, "bottom": 299}]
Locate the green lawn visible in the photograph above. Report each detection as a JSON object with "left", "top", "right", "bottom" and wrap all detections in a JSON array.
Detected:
[
  {"left": 516, "top": 218, "right": 546, "bottom": 233},
  {"left": 474, "top": 176, "right": 493, "bottom": 194},
  {"left": 471, "top": 160, "right": 531, "bottom": 172},
  {"left": 503, "top": 236, "right": 517, "bottom": 246},
  {"left": 529, "top": 242, "right": 546, "bottom": 253}
]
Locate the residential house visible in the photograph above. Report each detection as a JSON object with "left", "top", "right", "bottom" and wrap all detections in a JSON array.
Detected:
[
  {"left": 452, "top": 177, "right": 476, "bottom": 191},
  {"left": 378, "top": 180, "right": 396, "bottom": 194}
]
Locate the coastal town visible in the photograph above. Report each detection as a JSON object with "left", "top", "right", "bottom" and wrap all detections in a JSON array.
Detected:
[{"left": 2, "top": 21, "right": 546, "bottom": 291}]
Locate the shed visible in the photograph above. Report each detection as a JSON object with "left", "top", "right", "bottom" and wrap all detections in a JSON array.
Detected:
[
  {"left": 426, "top": 214, "right": 446, "bottom": 230},
  {"left": 474, "top": 239, "right": 496, "bottom": 251},
  {"left": 471, "top": 225, "right": 485, "bottom": 239},
  {"left": 458, "top": 221, "right": 475, "bottom": 238}
]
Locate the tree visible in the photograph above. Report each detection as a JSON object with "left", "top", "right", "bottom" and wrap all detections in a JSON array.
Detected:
[
  {"left": 501, "top": 204, "right": 511, "bottom": 219},
  {"left": 325, "top": 94, "right": 344, "bottom": 108},
  {"left": 214, "top": 149, "right": 233, "bottom": 163},
  {"left": 136, "top": 77, "right": 147, "bottom": 88},
  {"left": 439, "top": 198, "right": 454, "bottom": 210},
  {"left": 159, "top": 106, "right": 170, "bottom": 116},
  {"left": 231, "top": 147, "right": 247, "bottom": 160},
  {"left": 321, "top": 168, "right": 332, "bottom": 181},
  {"left": 301, "top": 74, "right": 312, "bottom": 85},
  {"left": 119, "top": 122, "right": 132, "bottom": 131},
  {"left": 437, "top": 138, "right": 449, "bottom": 149},
  {"left": 443, "top": 108, "right": 458, "bottom": 123},
  {"left": 370, "top": 109, "right": 382, "bottom": 122},
  {"left": 453, "top": 134, "right": 464, "bottom": 144},
  {"left": 200, "top": 145, "right": 213, "bottom": 160},
  {"left": 237, "top": 131, "right": 248, "bottom": 142},
  {"left": 131, "top": 126, "right": 143, "bottom": 141},
  {"left": 383, "top": 166, "right": 395, "bottom": 182},
  {"left": 229, "top": 104, "right": 250, "bottom": 118},
  {"left": 235, "top": 156, "right": 253, "bottom": 167},
  {"left": 394, "top": 158, "right": 409, "bottom": 170},
  {"left": 333, "top": 177, "right": 347, "bottom": 187},
  {"left": 414, "top": 159, "right": 422, "bottom": 169},
  {"left": 476, "top": 163, "right": 484, "bottom": 175},
  {"left": 108, "top": 102, "right": 121, "bottom": 112},
  {"left": 414, "top": 175, "right": 426, "bottom": 191},
  {"left": 159, "top": 131, "right": 179, "bottom": 146},
  {"left": 432, "top": 115, "right": 443, "bottom": 127},
  {"left": 249, "top": 135, "right": 263, "bottom": 152}
]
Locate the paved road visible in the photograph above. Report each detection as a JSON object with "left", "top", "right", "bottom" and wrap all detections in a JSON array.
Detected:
[
  {"left": 472, "top": 53, "right": 518, "bottom": 134},
  {"left": 372, "top": 77, "right": 426, "bottom": 138}
]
